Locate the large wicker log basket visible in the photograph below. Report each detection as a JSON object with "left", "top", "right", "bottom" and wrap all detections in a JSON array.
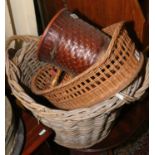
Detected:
[{"left": 6, "top": 23, "right": 148, "bottom": 149}]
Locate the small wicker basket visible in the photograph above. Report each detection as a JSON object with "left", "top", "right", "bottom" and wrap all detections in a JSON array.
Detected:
[
  {"left": 6, "top": 28, "right": 148, "bottom": 149},
  {"left": 31, "top": 22, "right": 144, "bottom": 110}
]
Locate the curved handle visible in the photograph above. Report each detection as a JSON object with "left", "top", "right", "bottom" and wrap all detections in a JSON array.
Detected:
[
  {"left": 51, "top": 68, "right": 62, "bottom": 86},
  {"left": 102, "top": 21, "right": 125, "bottom": 36}
]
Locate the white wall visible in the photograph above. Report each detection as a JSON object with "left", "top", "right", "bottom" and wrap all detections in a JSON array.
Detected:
[
  {"left": 5, "top": 0, "right": 38, "bottom": 40},
  {"left": 5, "top": 1, "right": 14, "bottom": 39}
]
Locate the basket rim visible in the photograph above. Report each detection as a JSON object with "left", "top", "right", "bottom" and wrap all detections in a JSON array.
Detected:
[{"left": 31, "top": 22, "right": 125, "bottom": 95}]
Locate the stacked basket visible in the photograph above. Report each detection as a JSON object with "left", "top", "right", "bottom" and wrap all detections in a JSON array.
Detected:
[
  {"left": 30, "top": 22, "right": 144, "bottom": 110},
  {"left": 6, "top": 9, "right": 149, "bottom": 149}
]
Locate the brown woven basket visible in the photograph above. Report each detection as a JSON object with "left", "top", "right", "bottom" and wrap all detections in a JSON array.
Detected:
[
  {"left": 31, "top": 22, "right": 144, "bottom": 110},
  {"left": 38, "top": 8, "right": 111, "bottom": 75},
  {"left": 6, "top": 34, "right": 148, "bottom": 149}
]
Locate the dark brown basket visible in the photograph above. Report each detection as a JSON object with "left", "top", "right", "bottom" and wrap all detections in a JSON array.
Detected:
[{"left": 38, "top": 8, "right": 111, "bottom": 75}]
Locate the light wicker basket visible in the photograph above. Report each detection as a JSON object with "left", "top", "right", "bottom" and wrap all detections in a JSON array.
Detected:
[
  {"left": 6, "top": 25, "right": 148, "bottom": 149},
  {"left": 30, "top": 22, "right": 144, "bottom": 110}
]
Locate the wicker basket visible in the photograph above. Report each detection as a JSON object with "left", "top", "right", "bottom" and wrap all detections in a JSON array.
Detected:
[
  {"left": 38, "top": 8, "right": 111, "bottom": 75},
  {"left": 6, "top": 32, "right": 148, "bottom": 149},
  {"left": 31, "top": 22, "right": 144, "bottom": 110}
]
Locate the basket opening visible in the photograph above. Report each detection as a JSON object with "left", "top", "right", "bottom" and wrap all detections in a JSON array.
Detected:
[
  {"left": 81, "top": 82, "right": 86, "bottom": 85},
  {"left": 86, "top": 79, "right": 90, "bottom": 83},
  {"left": 106, "top": 65, "right": 110, "bottom": 69},
  {"left": 85, "top": 86, "right": 90, "bottom": 91},
  {"left": 77, "top": 91, "right": 81, "bottom": 95},
  {"left": 110, "top": 70, "right": 116, "bottom": 74},
  {"left": 95, "top": 81, "right": 101, "bottom": 85},
  {"left": 90, "top": 76, "right": 95, "bottom": 80},
  {"left": 81, "top": 89, "right": 86, "bottom": 93},
  {"left": 100, "top": 77, "right": 106, "bottom": 81},
  {"left": 91, "top": 84, "right": 96, "bottom": 88},
  {"left": 96, "top": 72, "right": 101, "bottom": 76},
  {"left": 119, "top": 61, "right": 124, "bottom": 65},
  {"left": 123, "top": 56, "right": 127, "bottom": 60},
  {"left": 105, "top": 73, "right": 111, "bottom": 78},
  {"left": 73, "top": 87, "right": 77, "bottom": 90},
  {"left": 77, "top": 85, "right": 81, "bottom": 88},
  {"left": 111, "top": 60, "right": 115, "bottom": 64}
]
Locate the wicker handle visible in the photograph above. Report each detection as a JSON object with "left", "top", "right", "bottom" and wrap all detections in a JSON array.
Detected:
[
  {"left": 51, "top": 68, "right": 62, "bottom": 86},
  {"left": 6, "top": 35, "right": 39, "bottom": 50},
  {"left": 102, "top": 21, "right": 125, "bottom": 36}
]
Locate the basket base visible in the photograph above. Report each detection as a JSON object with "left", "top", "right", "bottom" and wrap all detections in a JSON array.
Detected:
[{"left": 52, "top": 111, "right": 118, "bottom": 149}]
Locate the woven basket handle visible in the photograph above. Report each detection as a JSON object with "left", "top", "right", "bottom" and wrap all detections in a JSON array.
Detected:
[
  {"left": 102, "top": 21, "right": 125, "bottom": 36},
  {"left": 51, "top": 68, "right": 62, "bottom": 86},
  {"left": 6, "top": 35, "right": 39, "bottom": 50}
]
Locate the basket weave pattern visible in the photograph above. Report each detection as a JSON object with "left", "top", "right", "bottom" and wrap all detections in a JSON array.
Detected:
[
  {"left": 5, "top": 25, "right": 148, "bottom": 149},
  {"left": 19, "top": 42, "right": 48, "bottom": 88},
  {"left": 31, "top": 22, "right": 144, "bottom": 110},
  {"left": 38, "top": 9, "right": 110, "bottom": 75}
]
